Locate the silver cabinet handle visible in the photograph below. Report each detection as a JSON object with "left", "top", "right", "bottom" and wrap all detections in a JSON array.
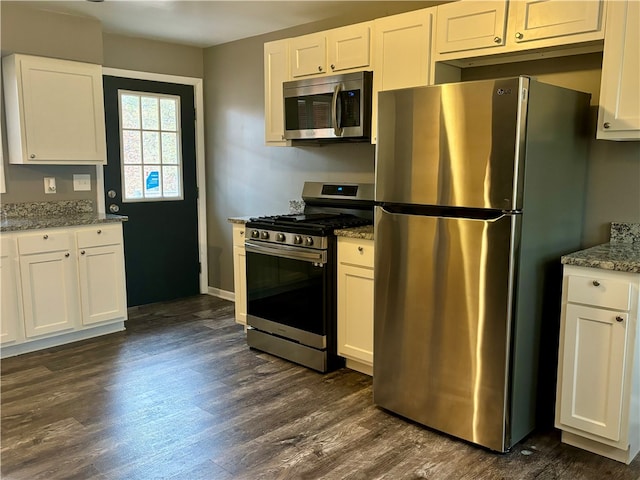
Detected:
[
  {"left": 603, "top": 122, "right": 611, "bottom": 129},
  {"left": 592, "top": 280, "right": 600, "bottom": 286},
  {"left": 494, "top": 36, "right": 501, "bottom": 43},
  {"left": 515, "top": 32, "right": 523, "bottom": 39},
  {"left": 43, "top": 234, "right": 49, "bottom": 239},
  {"left": 80, "top": 250, "right": 86, "bottom": 255},
  {"left": 616, "top": 316, "right": 624, "bottom": 322}
]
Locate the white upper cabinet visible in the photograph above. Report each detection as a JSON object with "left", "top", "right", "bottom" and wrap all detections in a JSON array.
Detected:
[
  {"left": 436, "top": 1, "right": 508, "bottom": 54},
  {"left": 435, "top": 0, "right": 606, "bottom": 63},
  {"left": 597, "top": 0, "right": 640, "bottom": 140},
  {"left": 290, "top": 32, "right": 327, "bottom": 77},
  {"left": 2, "top": 54, "right": 107, "bottom": 165},
  {"left": 326, "top": 23, "right": 371, "bottom": 73},
  {"left": 372, "top": 8, "right": 435, "bottom": 143},
  {"left": 510, "top": 0, "right": 604, "bottom": 44},
  {"left": 264, "top": 40, "right": 290, "bottom": 145},
  {"left": 290, "top": 23, "right": 372, "bottom": 78}
]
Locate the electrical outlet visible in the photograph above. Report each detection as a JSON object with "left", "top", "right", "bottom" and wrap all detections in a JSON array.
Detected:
[
  {"left": 73, "top": 174, "right": 91, "bottom": 191},
  {"left": 44, "top": 177, "right": 56, "bottom": 194}
]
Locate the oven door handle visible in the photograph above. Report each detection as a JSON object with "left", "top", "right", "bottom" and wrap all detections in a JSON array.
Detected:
[{"left": 245, "top": 241, "right": 327, "bottom": 264}]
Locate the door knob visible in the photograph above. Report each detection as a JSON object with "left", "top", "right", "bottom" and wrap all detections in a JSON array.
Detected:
[
  {"left": 107, "top": 190, "right": 117, "bottom": 199},
  {"left": 109, "top": 204, "right": 120, "bottom": 213}
]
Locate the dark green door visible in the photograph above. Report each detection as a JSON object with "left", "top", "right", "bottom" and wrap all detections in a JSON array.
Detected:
[{"left": 103, "top": 76, "right": 199, "bottom": 307}]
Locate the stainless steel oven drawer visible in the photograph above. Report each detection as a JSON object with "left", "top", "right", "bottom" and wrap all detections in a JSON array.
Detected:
[{"left": 247, "top": 328, "right": 327, "bottom": 372}]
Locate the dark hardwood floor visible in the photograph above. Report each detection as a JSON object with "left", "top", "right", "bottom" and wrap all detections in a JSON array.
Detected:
[{"left": 2, "top": 295, "right": 639, "bottom": 479}]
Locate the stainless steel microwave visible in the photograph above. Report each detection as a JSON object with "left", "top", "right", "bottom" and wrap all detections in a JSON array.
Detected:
[{"left": 283, "top": 71, "right": 373, "bottom": 142}]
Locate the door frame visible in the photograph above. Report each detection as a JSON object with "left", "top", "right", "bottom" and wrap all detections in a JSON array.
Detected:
[{"left": 97, "top": 67, "right": 208, "bottom": 295}]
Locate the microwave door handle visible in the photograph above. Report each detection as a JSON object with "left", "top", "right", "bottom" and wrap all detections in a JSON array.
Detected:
[{"left": 332, "top": 84, "right": 343, "bottom": 137}]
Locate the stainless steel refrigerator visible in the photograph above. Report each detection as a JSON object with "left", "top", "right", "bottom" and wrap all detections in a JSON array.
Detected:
[{"left": 373, "top": 76, "right": 591, "bottom": 452}]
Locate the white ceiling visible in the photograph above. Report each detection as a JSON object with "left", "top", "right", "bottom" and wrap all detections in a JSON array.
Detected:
[{"left": 15, "top": 1, "right": 438, "bottom": 48}]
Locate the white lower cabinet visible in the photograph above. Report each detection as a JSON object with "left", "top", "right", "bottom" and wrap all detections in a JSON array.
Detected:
[
  {"left": 337, "top": 236, "right": 374, "bottom": 375},
  {"left": 1, "top": 237, "right": 23, "bottom": 344},
  {"left": 0, "top": 223, "right": 127, "bottom": 358},
  {"left": 555, "top": 265, "right": 640, "bottom": 464},
  {"left": 232, "top": 223, "right": 247, "bottom": 325},
  {"left": 77, "top": 227, "right": 127, "bottom": 326}
]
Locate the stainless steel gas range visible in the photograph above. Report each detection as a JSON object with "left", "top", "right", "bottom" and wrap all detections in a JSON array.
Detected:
[{"left": 244, "top": 182, "right": 374, "bottom": 372}]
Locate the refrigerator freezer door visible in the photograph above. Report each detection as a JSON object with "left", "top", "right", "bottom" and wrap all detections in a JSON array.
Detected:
[
  {"left": 375, "top": 77, "right": 527, "bottom": 211},
  {"left": 373, "top": 206, "right": 520, "bottom": 452}
]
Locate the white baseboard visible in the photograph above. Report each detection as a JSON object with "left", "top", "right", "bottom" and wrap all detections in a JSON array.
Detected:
[{"left": 208, "top": 287, "right": 234, "bottom": 302}]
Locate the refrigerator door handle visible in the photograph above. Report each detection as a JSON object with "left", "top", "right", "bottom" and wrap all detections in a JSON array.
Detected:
[{"left": 381, "top": 204, "right": 512, "bottom": 221}]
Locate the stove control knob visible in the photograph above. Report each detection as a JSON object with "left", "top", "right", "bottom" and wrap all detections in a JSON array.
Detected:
[
  {"left": 276, "top": 233, "right": 286, "bottom": 242},
  {"left": 260, "top": 231, "right": 269, "bottom": 240},
  {"left": 294, "top": 235, "right": 303, "bottom": 245},
  {"left": 305, "top": 236, "right": 314, "bottom": 246},
  {"left": 251, "top": 230, "right": 260, "bottom": 239}
]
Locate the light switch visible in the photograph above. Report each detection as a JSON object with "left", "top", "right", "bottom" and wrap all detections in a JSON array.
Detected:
[
  {"left": 73, "top": 174, "right": 91, "bottom": 192},
  {"left": 44, "top": 177, "right": 56, "bottom": 194}
]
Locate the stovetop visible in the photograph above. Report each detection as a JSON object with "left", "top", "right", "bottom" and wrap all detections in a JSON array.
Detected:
[{"left": 249, "top": 213, "right": 371, "bottom": 232}]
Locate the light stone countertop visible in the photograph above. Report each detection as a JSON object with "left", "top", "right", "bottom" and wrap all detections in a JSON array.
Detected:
[
  {"left": 1, "top": 214, "right": 128, "bottom": 233},
  {"left": 228, "top": 216, "right": 253, "bottom": 225},
  {"left": 561, "top": 222, "right": 640, "bottom": 274},
  {"left": 334, "top": 225, "right": 374, "bottom": 241}
]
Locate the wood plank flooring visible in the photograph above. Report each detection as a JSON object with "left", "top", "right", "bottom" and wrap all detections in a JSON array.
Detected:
[{"left": 2, "top": 295, "right": 639, "bottom": 479}]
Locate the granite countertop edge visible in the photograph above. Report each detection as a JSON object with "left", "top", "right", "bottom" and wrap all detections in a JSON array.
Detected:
[
  {"left": 0, "top": 214, "right": 128, "bottom": 233},
  {"left": 334, "top": 225, "right": 374, "bottom": 240},
  {"left": 561, "top": 242, "right": 640, "bottom": 274},
  {"left": 228, "top": 216, "right": 253, "bottom": 225}
]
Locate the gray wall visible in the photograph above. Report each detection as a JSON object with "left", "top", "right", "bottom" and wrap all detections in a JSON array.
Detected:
[{"left": 0, "top": 3, "right": 204, "bottom": 205}]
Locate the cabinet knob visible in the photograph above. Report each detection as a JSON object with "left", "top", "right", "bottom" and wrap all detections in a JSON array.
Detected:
[
  {"left": 515, "top": 32, "right": 523, "bottom": 39},
  {"left": 357, "top": 246, "right": 364, "bottom": 252},
  {"left": 603, "top": 122, "right": 611, "bottom": 129},
  {"left": 65, "top": 252, "right": 70, "bottom": 258},
  {"left": 493, "top": 36, "right": 501, "bottom": 44},
  {"left": 81, "top": 250, "right": 86, "bottom": 255},
  {"left": 240, "top": 231, "right": 244, "bottom": 236},
  {"left": 97, "top": 229, "right": 102, "bottom": 234},
  {"left": 318, "top": 65, "right": 323, "bottom": 72},
  {"left": 616, "top": 316, "right": 624, "bottom": 323},
  {"left": 331, "top": 64, "right": 335, "bottom": 70},
  {"left": 30, "top": 154, "right": 36, "bottom": 159},
  {"left": 43, "top": 234, "right": 49, "bottom": 239},
  {"left": 592, "top": 280, "right": 600, "bottom": 286}
]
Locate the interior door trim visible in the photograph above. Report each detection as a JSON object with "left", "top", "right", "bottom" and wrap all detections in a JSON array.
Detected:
[{"left": 97, "top": 67, "right": 208, "bottom": 295}]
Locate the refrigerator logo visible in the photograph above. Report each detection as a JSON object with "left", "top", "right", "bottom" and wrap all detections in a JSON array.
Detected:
[{"left": 496, "top": 88, "right": 512, "bottom": 95}]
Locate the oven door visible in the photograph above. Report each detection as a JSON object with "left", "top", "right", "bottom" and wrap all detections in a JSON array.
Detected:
[{"left": 245, "top": 241, "right": 330, "bottom": 349}]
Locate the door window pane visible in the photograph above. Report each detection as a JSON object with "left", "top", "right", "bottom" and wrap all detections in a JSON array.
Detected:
[{"left": 118, "top": 91, "right": 183, "bottom": 202}]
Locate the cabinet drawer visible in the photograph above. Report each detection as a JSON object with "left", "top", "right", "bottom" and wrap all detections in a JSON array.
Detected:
[
  {"left": 76, "top": 224, "right": 121, "bottom": 248},
  {"left": 233, "top": 225, "right": 247, "bottom": 247},
  {"left": 338, "top": 237, "right": 374, "bottom": 268},
  {"left": 18, "top": 231, "right": 71, "bottom": 255},
  {"left": 567, "top": 275, "right": 632, "bottom": 311}
]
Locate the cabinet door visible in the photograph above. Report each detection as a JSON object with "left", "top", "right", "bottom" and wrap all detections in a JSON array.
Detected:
[
  {"left": 435, "top": 1, "right": 507, "bottom": 54},
  {"left": 232, "top": 245, "right": 247, "bottom": 325},
  {"left": 264, "top": 40, "right": 290, "bottom": 144},
  {"left": 78, "top": 244, "right": 127, "bottom": 325},
  {"left": 337, "top": 262, "right": 374, "bottom": 365},
  {"left": 327, "top": 23, "right": 371, "bottom": 73},
  {"left": 1, "top": 238, "right": 22, "bottom": 344},
  {"left": 20, "top": 250, "right": 79, "bottom": 337},
  {"left": 3, "top": 55, "right": 107, "bottom": 164},
  {"left": 597, "top": 0, "right": 640, "bottom": 140},
  {"left": 510, "top": 0, "right": 604, "bottom": 44},
  {"left": 372, "top": 8, "right": 434, "bottom": 143},
  {"left": 558, "top": 304, "right": 628, "bottom": 442},
  {"left": 290, "top": 33, "right": 327, "bottom": 77}
]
